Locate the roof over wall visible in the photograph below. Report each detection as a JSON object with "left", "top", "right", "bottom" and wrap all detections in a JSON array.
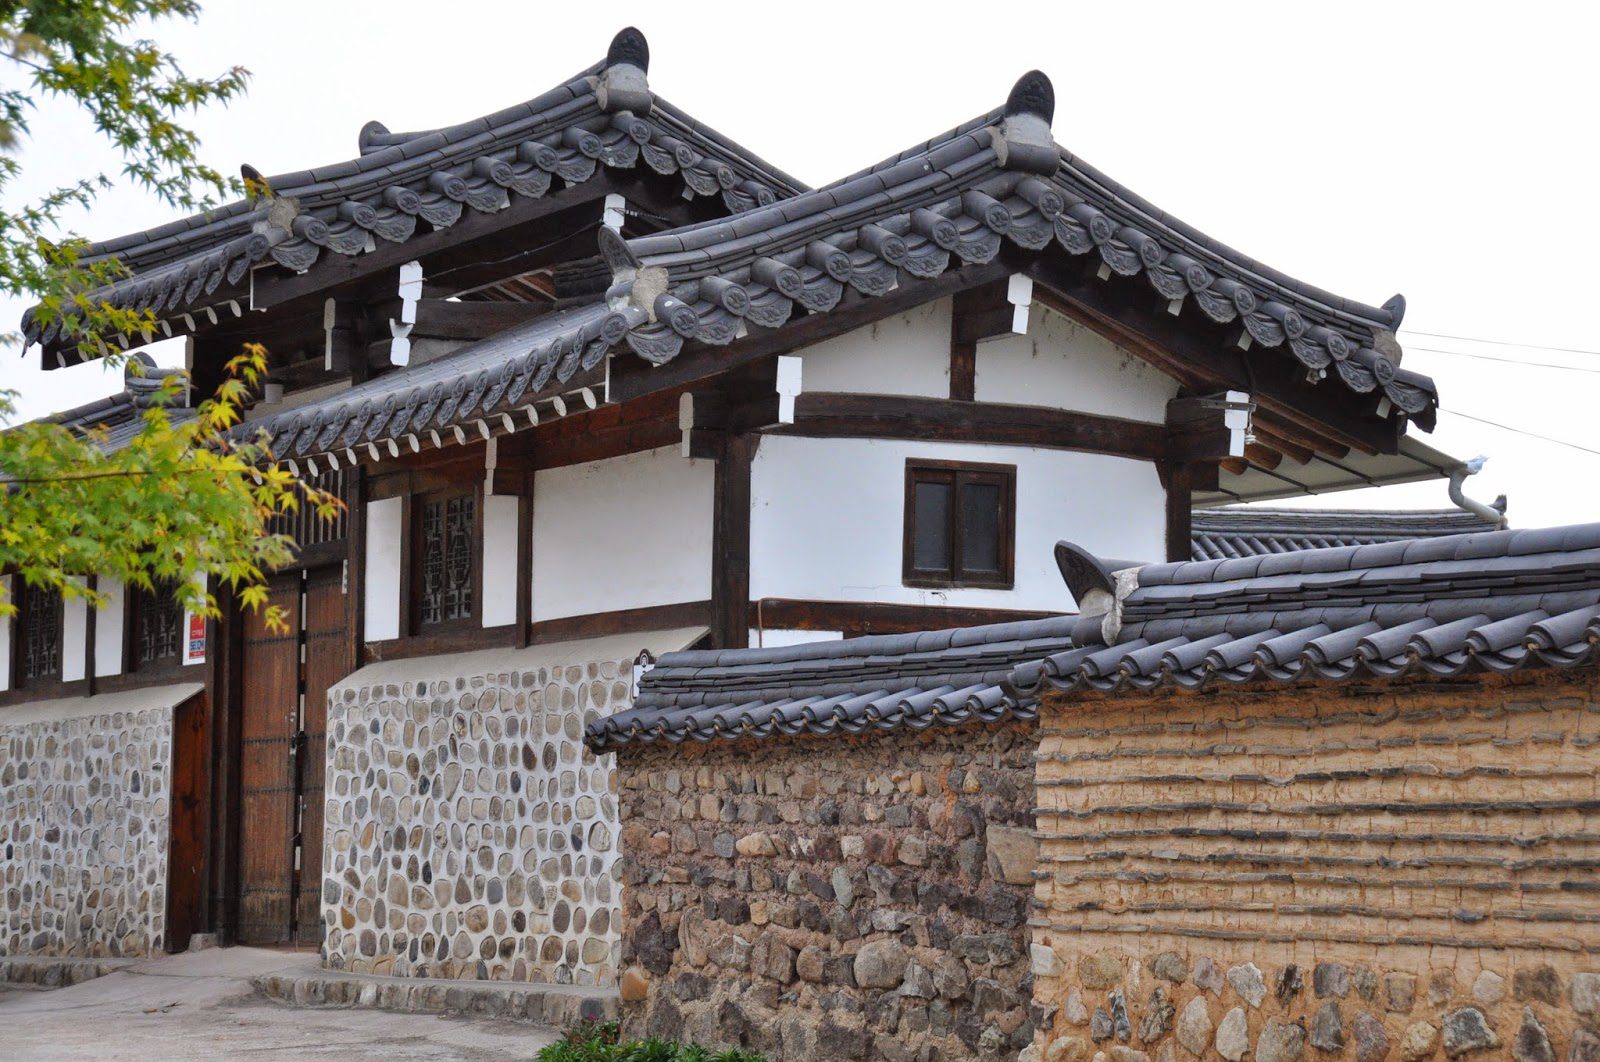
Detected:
[
  {"left": 17, "top": 352, "right": 195, "bottom": 454},
  {"left": 589, "top": 523, "right": 1600, "bottom": 750},
  {"left": 586, "top": 618, "right": 1073, "bottom": 750},
  {"left": 23, "top": 28, "right": 805, "bottom": 357},
  {"left": 1190, "top": 499, "right": 1506, "bottom": 560},
  {"left": 245, "top": 67, "right": 1438, "bottom": 468}
]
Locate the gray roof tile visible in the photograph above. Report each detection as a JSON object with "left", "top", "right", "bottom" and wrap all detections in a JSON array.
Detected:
[{"left": 590, "top": 522, "right": 1600, "bottom": 752}]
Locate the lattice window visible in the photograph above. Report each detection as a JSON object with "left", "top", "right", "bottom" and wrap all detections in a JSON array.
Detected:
[
  {"left": 418, "top": 493, "right": 476, "bottom": 626},
  {"left": 265, "top": 466, "right": 347, "bottom": 551},
  {"left": 21, "top": 584, "right": 62, "bottom": 681},
  {"left": 137, "top": 582, "right": 184, "bottom": 665}
]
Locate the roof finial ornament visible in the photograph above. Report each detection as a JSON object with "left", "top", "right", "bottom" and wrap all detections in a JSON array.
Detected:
[
  {"left": 241, "top": 163, "right": 273, "bottom": 200},
  {"left": 606, "top": 27, "right": 650, "bottom": 73},
  {"left": 597, "top": 27, "right": 653, "bottom": 114},
  {"left": 1382, "top": 293, "right": 1407, "bottom": 328},
  {"left": 358, "top": 120, "right": 390, "bottom": 154},
  {"left": 994, "top": 70, "right": 1059, "bottom": 176},
  {"left": 598, "top": 225, "right": 641, "bottom": 275},
  {"left": 1006, "top": 70, "right": 1055, "bottom": 124}
]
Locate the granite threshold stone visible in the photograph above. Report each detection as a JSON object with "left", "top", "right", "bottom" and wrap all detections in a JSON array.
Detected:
[
  {"left": 253, "top": 966, "right": 618, "bottom": 1026},
  {"left": 0, "top": 957, "right": 134, "bottom": 988}
]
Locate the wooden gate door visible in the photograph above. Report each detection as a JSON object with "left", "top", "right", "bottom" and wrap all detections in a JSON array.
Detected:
[
  {"left": 296, "top": 566, "right": 351, "bottom": 943},
  {"left": 237, "top": 572, "right": 301, "bottom": 944},
  {"left": 237, "top": 566, "right": 352, "bottom": 945}
]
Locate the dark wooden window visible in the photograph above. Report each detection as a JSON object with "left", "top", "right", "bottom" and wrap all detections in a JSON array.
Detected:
[
  {"left": 20, "top": 583, "right": 63, "bottom": 682},
  {"left": 903, "top": 460, "right": 1015, "bottom": 589},
  {"left": 135, "top": 581, "right": 185, "bottom": 669},
  {"left": 266, "top": 466, "right": 348, "bottom": 565},
  {"left": 413, "top": 490, "right": 478, "bottom": 628}
]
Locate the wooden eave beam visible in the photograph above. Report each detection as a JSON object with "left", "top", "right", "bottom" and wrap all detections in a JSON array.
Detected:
[
  {"left": 1026, "top": 260, "right": 1400, "bottom": 459},
  {"left": 248, "top": 177, "right": 623, "bottom": 311}
]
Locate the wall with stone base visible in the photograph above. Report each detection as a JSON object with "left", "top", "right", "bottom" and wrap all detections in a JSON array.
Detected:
[
  {"left": 1, "top": 701, "right": 175, "bottom": 958},
  {"left": 1029, "top": 670, "right": 1600, "bottom": 1062},
  {"left": 321, "top": 647, "right": 637, "bottom": 985},
  {"left": 615, "top": 723, "right": 1040, "bottom": 1061}
]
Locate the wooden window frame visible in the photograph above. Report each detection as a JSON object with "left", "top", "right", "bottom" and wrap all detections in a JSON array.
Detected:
[
  {"left": 127, "top": 581, "right": 186, "bottom": 678},
  {"left": 15, "top": 581, "right": 65, "bottom": 689},
  {"left": 406, "top": 484, "right": 484, "bottom": 637},
  {"left": 902, "top": 458, "right": 1016, "bottom": 590}
]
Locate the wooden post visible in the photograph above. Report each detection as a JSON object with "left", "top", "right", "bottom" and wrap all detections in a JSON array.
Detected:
[
  {"left": 711, "top": 434, "right": 755, "bottom": 649},
  {"left": 1165, "top": 462, "right": 1195, "bottom": 563}
]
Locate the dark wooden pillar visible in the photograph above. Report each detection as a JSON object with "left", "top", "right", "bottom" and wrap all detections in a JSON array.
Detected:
[
  {"left": 208, "top": 580, "right": 245, "bottom": 943},
  {"left": 1164, "top": 462, "right": 1195, "bottom": 563},
  {"left": 711, "top": 434, "right": 756, "bottom": 649}
]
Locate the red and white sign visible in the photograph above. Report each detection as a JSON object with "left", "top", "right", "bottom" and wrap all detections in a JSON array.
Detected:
[{"left": 183, "top": 611, "right": 206, "bottom": 666}]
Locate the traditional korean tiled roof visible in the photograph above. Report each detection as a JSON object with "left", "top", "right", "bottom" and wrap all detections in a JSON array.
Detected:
[
  {"left": 589, "top": 523, "right": 1600, "bottom": 750},
  {"left": 249, "top": 68, "right": 1440, "bottom": 466},
  {"left": 1016, "top": 524, "right": 1600, "bottom": 695},
  {"left": 25, "top": 352, "right": 195, "bottom": 453},
  {"left": 598, "top": 69, "right": 1436, "bottom": 426},
  {"left": 1190, "top": 501, "right": 1506, "bottom": 561},
  {"left": 23, "top": 28, "right": 805, "bottom": 356},
  {"left": 249, "top": 302, "right": 615, "bottom": 469},
  {"left": 584, "top": 617, "right": 1075, "bottom": 751}
]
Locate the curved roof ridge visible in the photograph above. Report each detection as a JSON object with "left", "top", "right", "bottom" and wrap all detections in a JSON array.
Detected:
[{"left": 1054, "top": 146, "right": 1399, "bottom": 332}]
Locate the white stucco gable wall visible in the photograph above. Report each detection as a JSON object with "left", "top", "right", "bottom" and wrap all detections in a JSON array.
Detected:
[
  {"left": 797, "top": 299, "right": 951, "bottom": 398},
  {"left": 975, "top": 301, "right": 1180, "bottom": 421}
]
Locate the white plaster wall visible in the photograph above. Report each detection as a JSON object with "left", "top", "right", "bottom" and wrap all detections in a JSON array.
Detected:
[
  {"left": 747, "top": 628, "right": 845, "bottom": 650},
  {"left": 481, "top": 494, "right": 520, "bottom": 628},
  {"left": 364, "top": 496, "right": 403, "bottom": 642},
  {"left": 749, "top": 435, "right": 1166, "bottom": 613},
  {"left": 95, "top": 578, "right": 125, "bottom": 678},
  {"left": 799, "top": 299, "right": 951, "bottom": 398},
  {"left": 531, "top": 446, "right": 714, "bottom": 622},
  {"left": 0, "top": 575, "right": 10, "bottom": 692},
  {"left": 975, "top": 302, "right": 1180, "bottom": 422},
  {"left": 62, "top": 577, "right": 89, "bottom": 683}
]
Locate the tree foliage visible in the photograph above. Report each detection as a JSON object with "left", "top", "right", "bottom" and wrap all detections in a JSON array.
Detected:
[
  {"left": 0, "top": 346, "right": 339, "bottom": 620},
  {"left": 0, "top": 2, "right": 335, "bottom": 626}
]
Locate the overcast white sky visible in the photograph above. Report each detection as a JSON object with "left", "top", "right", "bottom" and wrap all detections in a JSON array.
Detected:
[{"left": 3, "top": 2, "right": 1597, "bottom": 528}]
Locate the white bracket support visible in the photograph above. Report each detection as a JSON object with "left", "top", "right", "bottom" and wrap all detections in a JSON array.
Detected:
[
  {"left": 1007, "top": 274, "right": 1034, "bottom": 334},
  {"left": 678, "top": 391, "right": 696, "bottom": 458},
  {"left": 775, "top": 355, "right": 803, "bottom": 424},
  {"left": 1223, "top": 390, "right": 1254, "bottom": 458},
  {"left": 484, "top": 436, "right": 499, "bottom": 495},
  {"left": 603, "top": 193, "right": 627, "bottom": 233},
  {"left": 390, "top": 260, "right": 423, "bottom": 366},
  {"left": 323, "top": 297, "right": 338, "bottom": 370}
]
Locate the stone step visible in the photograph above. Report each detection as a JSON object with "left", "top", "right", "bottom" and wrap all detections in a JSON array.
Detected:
[
  {"left": 0, "top": 957, "right": 133, "bottom": 988},
  {"left": 252, "top": 966, "right": 618, "bottom": 1027}
]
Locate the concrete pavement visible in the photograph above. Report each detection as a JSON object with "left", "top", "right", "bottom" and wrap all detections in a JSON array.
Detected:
[{"left": 0, "top": 947, "right": 562, "bottom": 1060}]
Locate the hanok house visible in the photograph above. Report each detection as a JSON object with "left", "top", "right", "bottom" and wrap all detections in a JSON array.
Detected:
[{"left": 2, "top": 25, "right": 1479, "bottom": 1004}]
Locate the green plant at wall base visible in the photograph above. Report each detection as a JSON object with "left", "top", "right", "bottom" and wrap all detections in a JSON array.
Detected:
[
  {"left": 538, "top": 1020, "right": 767, "bottom": 1062},
  {"left": 0, "top": 345, "right": 342, "bottom": 630},
  {"left": 0, "top": 3, "right": 335, "bottom": 627}
]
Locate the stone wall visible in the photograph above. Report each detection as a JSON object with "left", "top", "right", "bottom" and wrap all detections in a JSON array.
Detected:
[
  {"left": 615, "top": 723, "right": 1040, "bottom": 1061},
  {"left": 321, "top": 651, "right": 631, "bottom": 985},
  {"left": 1029, "top": 669, "right": 1600, "bottom": 1062},
  {"left": 1, "top": 702, "right": 174, "bottom": 958}
]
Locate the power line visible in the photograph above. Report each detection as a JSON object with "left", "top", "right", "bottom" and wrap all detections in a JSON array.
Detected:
[
  {"left": 1406, "top": 345, "right": 1600, "bottom": 375},
  {"left": 1401, "top": 329, "right": 1600, "bottom": 359},
  {"left": 1440, "top": 407, "right": 1600, "bottom": 459}
]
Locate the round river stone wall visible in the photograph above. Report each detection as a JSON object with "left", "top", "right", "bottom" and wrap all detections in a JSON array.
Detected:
[
  {"left": 321, "top": 659, "right": 627, "bottom": 985},
  {"left": 1, "top": 706, "right": 172, "bottom": 958}
]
